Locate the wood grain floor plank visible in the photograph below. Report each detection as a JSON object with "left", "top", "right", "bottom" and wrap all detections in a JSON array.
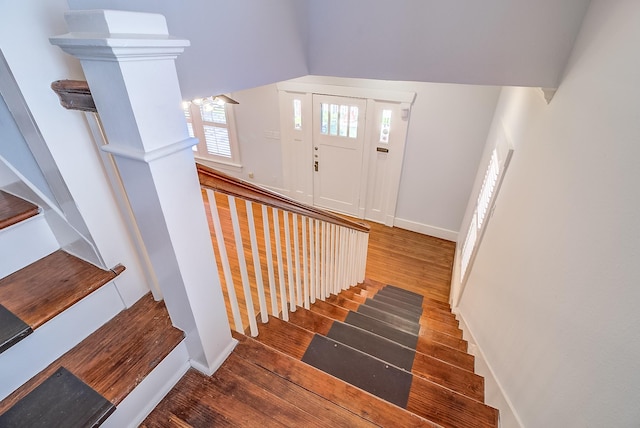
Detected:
[
  {"left": 232, "top": 332, "right": 440, "bottom": 428},
  {"left": 0, "top": 294, "right": 183, "bottom": 413},
  {"left": 0, "top": 191, "right": 39, "bottom": 230},
  {"left": 0, "top": 250, "right": 124, "bottom": 329}
]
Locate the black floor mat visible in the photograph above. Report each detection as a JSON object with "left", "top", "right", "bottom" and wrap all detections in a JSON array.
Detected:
[
  {"left": 376, "top": 289, "right": 425, "bottom": 308},
  {"left": 326, "top": 321, "right": 416, "bottom": 371},
  {"left": 357, "top": 305, "right": 421, "bottom": 335},
  {"left": 381, "top": 285, "right": 424, "bottom": 302},
  {"left": 373, "top": 292, "right": 423, "bottom": 311},
  {"left": 344, "top": 311, "right": 419, "bottom": 349},
  {"left": 364, "top": 298, "right": 422, "bottom": 322},
  {"left": 302, "top": 334, "right": 413, "bottom": 407},
  {"left": 0, "top": 367, "right": 115, "bottom": 427},
  {"left": 0, "top": 304, "right": 32, "bottom": 354}
]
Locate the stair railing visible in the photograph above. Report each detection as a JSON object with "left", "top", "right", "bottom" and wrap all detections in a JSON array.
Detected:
[
  {"left": 198, "top": 163, "right": 369, "bottom": 336},
  {"left": 50, "top": 79, "right": 370, "bottom": 337}
]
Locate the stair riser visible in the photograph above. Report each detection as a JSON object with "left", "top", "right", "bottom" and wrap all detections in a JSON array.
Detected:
[
  {"left": 0, "top": 213, "right": 57, "bottom": 279},
  {"left": 0, "top": 283, "right": 124, "bottom": 401},
  {"left": 101, "top": 341, "right": 189, "bottom": 428}
]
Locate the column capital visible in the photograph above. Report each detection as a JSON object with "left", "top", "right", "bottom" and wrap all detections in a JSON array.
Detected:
[{"left": 50, "top": 10, "right": 189, "bottom": 61}]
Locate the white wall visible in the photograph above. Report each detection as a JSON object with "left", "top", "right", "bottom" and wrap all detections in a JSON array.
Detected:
[
  {"left": 217, "top": 75, "right": 500, "bottom": 238},
  {"left": 0, "top": 1, "right": 150, "bottom": 305},
  {"left": 230, "top": 84, "right": 285, "bottom": 190},
  {"left": 305, "top": 0, "right": 590, "bottom": 88},
  {"left": 395, "top": 82, "right": 501, "bottom": 237},
  {"left": 67, "top": 0, "right": 309, "bottom": 99},
  {"left": 456, "top": 1, "right": 640, "bottom": 426}
]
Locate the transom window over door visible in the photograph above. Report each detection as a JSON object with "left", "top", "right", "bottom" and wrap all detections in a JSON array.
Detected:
[{"left": 183, "top": 98, "right": 240, "bottom": 167}]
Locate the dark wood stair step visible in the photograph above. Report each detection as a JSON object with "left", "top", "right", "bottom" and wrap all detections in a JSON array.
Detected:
[
  {"left": 357, "top": 304, "right": 422, "bottom": 335},
  {"left": 229, "top": 331, "right": 440, "bottom": 427},
  {"left": 0, "top": 304, "right": 32, "bottom": 354},
  {"left": 364, "top": 297, "right": 423, "bottom": 322},
  {"left": 372, "top": 292, "right": 425, "bottom": 314},
  {"left": 0, "top": 191, "right": 39, "bottom": 231},
  {"left": 0, "top": 250, "right": 125, "bottom": 354},
  {"left": 0, "top": 367, "right": 115, "bottom": 427},
  {"left": 302, "top": 334, "right": 414, "bottom": 407},
  {"left": 0, "top": 293, "right": 184, "bottom": 420},
  {"left": 373, "top": 292, "right": 460, "bottom": 327},
  {"left": 311, "top": 299, "right": 472, "bottom": 369},
  {"left": 375, "top": 287, "right": 424, "bottom": 308},
  {"left": 358, "top": 281, "right": 452, "bottom": 311},
  {"left": 288, "top": 308, "right": 485, "bottom": 402},
  {"left": 254, "top": 316, "right": 497, "bottom": 428}
]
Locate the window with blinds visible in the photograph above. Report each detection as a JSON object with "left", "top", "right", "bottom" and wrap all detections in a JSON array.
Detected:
[
  {"left": 183, "top": 99, "right": 239, "bottom": 164},
  {"left": 460, "top": 127, "right": 514, "bottom": 283}
]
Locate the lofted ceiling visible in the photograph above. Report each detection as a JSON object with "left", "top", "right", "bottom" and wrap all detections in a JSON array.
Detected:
[{"left": 68, "top": 0, "right": 591, "bottom": 99}]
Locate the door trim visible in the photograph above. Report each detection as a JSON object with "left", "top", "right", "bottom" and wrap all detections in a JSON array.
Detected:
[{"left": 278, "top": 82, "right": 416, "bottom": 224}]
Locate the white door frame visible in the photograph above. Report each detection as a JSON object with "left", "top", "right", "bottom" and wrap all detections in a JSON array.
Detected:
[{"left": 278, "top": 81, "right": 415, "bottom": 225}]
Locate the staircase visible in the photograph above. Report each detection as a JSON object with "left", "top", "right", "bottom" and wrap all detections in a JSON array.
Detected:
[
  {"left": 0, "top": 190, "right": 498, "bottom": 427},
  {"left": 144, "top": 278, "right": 498, "bottom": 427},
  {"left": 0, "top": 190, "right": 187, "bottom": 426}
]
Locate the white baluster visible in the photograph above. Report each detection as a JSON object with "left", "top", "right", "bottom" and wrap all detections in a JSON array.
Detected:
[
  {"left": 262, "top": 205, "right": 278, "bottom": 316},
  {"left": 272, "top": 209, "right": 288, "bottom": 321},
  {"left": 321, "top": 221, "right": 327, "bottom": 299},
  {"left": 308, "top": 218, "right": 316, "bottom": 304},
  {"left": 293, "top": 214, "right": 302, "bottom": 307},
  {"left": 283, "top": 211, "right": 296, "bottom": 312},
  {"left": 228, "top": 196, "right": 258, "bottom": 336},
  {"left": 360, "top": 232, "right": 369, "bottom": 282},
  {"left": 330, "top": 224, "right": 336, "bottom": 295},
  {"left": 205, "top": 190, "right": 243, "bottom": 333},
  {"left": 246, "top": 200, "right": 268, "bottom": 324},
  {"left": 302, "top": 216, "right": 310, "bottom": 309},
  {"left": 315, "top": 220, "right": 321, "bottom": 300}
]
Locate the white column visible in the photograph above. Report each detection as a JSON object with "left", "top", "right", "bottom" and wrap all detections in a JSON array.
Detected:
[{"left": 51, "top": 10, "right": 235, "bottom": 375}]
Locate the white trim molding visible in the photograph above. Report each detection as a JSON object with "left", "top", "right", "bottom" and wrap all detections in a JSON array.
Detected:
[
  {"left": 454, "top": 309, "right": 525, "bottom": 428},
  {"left": 393, "top": 217, "right": 458, "bottom": 242}
]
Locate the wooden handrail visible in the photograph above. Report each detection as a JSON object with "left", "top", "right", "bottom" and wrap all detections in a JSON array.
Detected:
[
  {"left": 198, "top": 163, "right": 370, "bottom": 233},
  {"left": 51, "top": 80, "right": 96, "bottom": 112}
]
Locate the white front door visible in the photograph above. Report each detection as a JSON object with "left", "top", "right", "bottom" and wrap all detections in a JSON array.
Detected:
[{"left": 312, "top": 94, "right": 367, "bottom": 217}]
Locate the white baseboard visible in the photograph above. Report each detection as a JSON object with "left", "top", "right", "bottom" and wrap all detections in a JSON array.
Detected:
[
  {"left": 393, "top": 218, "right": 458, "bottom": 242},
  {"left": 454, "top": 309, "right": 525, "bottom": 428},
  {"left": 190, "top": 338, "right": 238, "bottom": 376}
]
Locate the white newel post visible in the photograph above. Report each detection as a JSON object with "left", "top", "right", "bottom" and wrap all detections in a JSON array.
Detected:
[{"left": 50, "top": 10, "right": 236, "bottom": 375}]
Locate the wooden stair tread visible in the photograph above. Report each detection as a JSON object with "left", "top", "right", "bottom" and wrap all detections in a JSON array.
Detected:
[
  {"left": 0, "top": 250, "right": 124, "bottom": 330},
  {"left": 254, "top": 316, "right": 497, "bottom": 428},
  {"left": 230, "top": 331, "right": 440, "bottom": 427},
  {"left": 327, "top": 290, "right": 463, "bottom": 339},
  {"left": 0, "top": 191, "right": 39, "bottom": 231},
  {"left": 311, "top": 297, "right": 472, "bottom": 369},
  {"left": 0, "top": 293, "right": 184, "bottom": 414},
  {"left": 288, "top": 307, "right": 485, "bottom": 402}
]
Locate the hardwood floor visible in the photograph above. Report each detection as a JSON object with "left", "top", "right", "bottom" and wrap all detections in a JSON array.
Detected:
[
  {"left": 202, "top": 190, "right": 456, "bottom": 333},
  {"left": 142, "top": 190, "right": 484, "bottom": 427}
]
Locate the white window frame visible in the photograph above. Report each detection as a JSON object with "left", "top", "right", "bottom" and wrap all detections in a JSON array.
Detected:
[{"left": 184, "top": 100, "right": 242, "bottom": 171}]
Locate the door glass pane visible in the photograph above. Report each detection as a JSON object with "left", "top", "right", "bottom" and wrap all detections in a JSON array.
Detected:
[
  {"left": 329, "top": 104, "right": 339, "bottom": 136},
  {"left": 348, "top": 106, "right": 359, "bottom": 138},
  {"left": 379, "top": 109, "right": 392, "bottom": 143},
  {"left": 339, "top": 105, "right": 349, "bottom": 137},
  {"left": 293, "top": 99, "right": 302, "bottom": 130},
  {"left": 320, "top": 103, "right": 329, "bottom": 135}
]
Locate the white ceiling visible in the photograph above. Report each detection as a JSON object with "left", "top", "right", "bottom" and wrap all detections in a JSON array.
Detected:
[{"left": 68, "top": 0, "right": 592, "bottom": 98}]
